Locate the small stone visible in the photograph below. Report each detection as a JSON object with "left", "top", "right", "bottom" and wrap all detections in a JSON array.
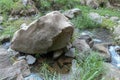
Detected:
[
  {"left": 53, "top": 50, "right": 63, "bottom": 59},
  {"left": 0, "top": 25, "right": 3, "bottom": 30},
  {"left": 7, "top": 48, "right": 19, "bottom": 56},
  {"left": 22, "top": 0, "right": 28, "bottom": 6},
  {"left": 0, "top": 16, "right": 3, "bottom": 24},
  {"left": 8, "top": 16, "right": 18, "bottom": 21},
  {"left": 24, "top": 73, "right": 43, "bottom": 80},
  {"left": 88, "top": 12, "right": 102, "bottom": 24},
  {"left": 110, "top": 16, "right": 119, "bottom": 22},
  {"left": 65, "top": 48, "right": 75, "bottom": 58},
  {"left": 2, "top": 42, "right": 11, "bottom": 49},
  {"left": 64, "top": 8, "right": 82, "bottom": 19},
  {"left": 17, "top": 56, "right": 26, "bottom": 61},
  {"left": 26, "top": 55, "right": 36, "bottom": 64},
  {"left": 20, "top": 23, "right": 28, "bottom": 30}
]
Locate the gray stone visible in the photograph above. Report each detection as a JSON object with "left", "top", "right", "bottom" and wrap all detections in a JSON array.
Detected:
[
  {"left": 24, "top": 73, "right": 43, "bottom": 80},
  {"left": 11, "top": 11, "right": 74, "bottom": 54},
  {"left": 0, "top": 59, "right": 30, "bottom": 80},
  {"left": 110, "top": 16, "right": 119, "bottom": 22},
  {"left": 8, "top": 16, "right": 18, "bottom": 21},
  {"left": 26, "top": 55, "right": 36, "bottom": 64},
  {"left": 88, "top": 12, "right": 102, "bottom": 24},
  {"left": 0, "top": 16, "right": 3, "bottom": 24},
  {"left": 22, "top": 0, "right": 28, "bottom": 6},
  {"left": 65, "top": 48, "right": 75, "bottom": 58},
  {"left": 2, "top": 42, "right": 11, "bottom": 49},
  {"left": 20, "top": 23, "right": 27, "bottom": 30},
  {"left": 0, "top": 25, "right": 3, "bottom": 30},
  {"left": 113, "top": 25, "right": 120, "bottom": 44},
  {"left": 53, "top": 50, "right": 63, "bottom": 59},
  {"left": 102, "top": 63, "right": 120, "bottom": 80},
  {"left": 64, "top": 8, "right": 81, "bottom": 19}
]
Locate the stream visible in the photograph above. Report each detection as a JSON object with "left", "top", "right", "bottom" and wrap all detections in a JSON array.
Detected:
[{"left": 109, "top": 46, "right": 120, "bottom": 68}]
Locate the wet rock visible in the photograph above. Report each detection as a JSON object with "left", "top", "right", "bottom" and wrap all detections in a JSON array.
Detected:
[
  {"left": 11, "top": 11, "right": 74, "bottom": 54},
  {"left": 65, "top": 48, "right": 75, "bottom": 58},
  {"left": 64, "top": 8, "right": 82, "bottom": 19},
  {"left": 110, "top": 16, "right": 119, "bottom": 22},
  {"left": 109, "top": 46, "right": 120, "bottom": 68},
  {"left": 26, "top": 55, "right": 36, "bottom": 64},
  {"left": 102, "top": 62, "right": 120, "bottom": 80},
  {"left": 88, "top": 12, "right": 102, "bottom": 24},
  {"left": 2, "top": 42, "right": 11, "bottom": 49},
  {"left": 0, "top": 16, "right": 3, "bottom": 24}
]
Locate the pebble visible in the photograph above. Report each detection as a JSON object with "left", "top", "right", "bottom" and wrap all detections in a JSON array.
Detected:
[{"left": 26, "top": 55, "right": 36, "bottom": 64}]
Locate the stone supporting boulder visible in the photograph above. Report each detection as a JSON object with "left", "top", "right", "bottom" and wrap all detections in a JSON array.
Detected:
[{"left": 11, "top": 11, "right": 74, "bottom": 54}]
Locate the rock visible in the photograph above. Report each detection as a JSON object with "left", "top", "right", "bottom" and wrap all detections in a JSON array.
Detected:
[
  {"left": 17, "top": 56, "right": 26, "bottom": 61},
  {"left": 2, "top": 42, "right": 11, "bottom": 49},
  {"left": 0, "top": 25, "right": 3, "bottom": 30},
  {"left": 11, "top": 11, "right": 74, "bottom": 54},
  {"left": 8, "top": 16, "right": 18, "bottom": 21},
  {"left": 0, "top": 59, "right": 30, "bottom": 80},
  {"left": 65, "top": 48, "right": 75, "bottom": 58},
  {"left": 88, "top": 12, "right": 102, "bottom": 24},
  {"left": 53, "top": 50, "right": 63, "bottom": 59},
  {"left": 63, "top": 8, "right": 82, "bottom": 19},
  {"left": 80, "top": 0, "right": 112, "bottom": 9},
  {"left": 7, "top": 48, "right": 19, "bottom": 57},
  {"left": 113, "top": 25, "right": 120, "bottom": 44},
  {"left": 22, "top": 0, "right": 28, "bottom": 6},
  {"left": 80, "top": 0, "right": 99, "bottom": 9},
  {"left": 24, "top": 73, "right": 43, "bottom": 80},
  {"left": 0, "top": 47, "right": 11, "bottom": 68},
  {"left": 110, "top": 16, "right": 119, "bottom": 22},
  {"left": 93, "top": 43, "right": 110, "bottom": 60},
  {"left": 0, "top": 47, "right": 30, "bottom": 80},
  {"left": 11, "top": 0, "right": 38, "bottom": 16},
  {"left": 26, "top": 55, "right": 36, "bottom": 64},
  {"left": 20, "top": 23, "right": 27, "bottom": 30},
  {"left": 0, "top": 16, "right": 3, "bottom": 24},
  {"left": 102, "top": 63, "right": 120, "bottom": 80},
  {"left": 73, "top": 37, "right": 91, "bottom": 52}
]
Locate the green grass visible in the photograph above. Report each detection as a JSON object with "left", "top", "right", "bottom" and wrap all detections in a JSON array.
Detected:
[
  {"left": 38, "top": 51, "right": 104, "bottom": 80},
  {"left": 71, "top": 14, "right": 100, "bottom": 29},
  {"left": 77, "top": 51, "right": 104, "bottom": 80},
  {"left": 0, "top": 18, "right": 33, "bottom": 40}
]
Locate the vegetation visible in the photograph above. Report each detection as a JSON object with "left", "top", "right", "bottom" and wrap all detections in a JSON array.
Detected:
[
  {"left": 39, "top": 51, "right": 104, "bottom": 80},
  {"left": 0, "top": 0, "right": 120, "bottom": 79}
]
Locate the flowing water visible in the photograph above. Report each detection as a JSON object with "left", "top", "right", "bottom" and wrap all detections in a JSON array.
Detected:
[{"left": 109, "top": 46, "right": 120, "bottom": 68}]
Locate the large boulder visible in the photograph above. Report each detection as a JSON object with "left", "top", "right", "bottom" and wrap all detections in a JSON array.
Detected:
[{"left": 11, "top": 11, "right": 74, "bottom": 54}]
